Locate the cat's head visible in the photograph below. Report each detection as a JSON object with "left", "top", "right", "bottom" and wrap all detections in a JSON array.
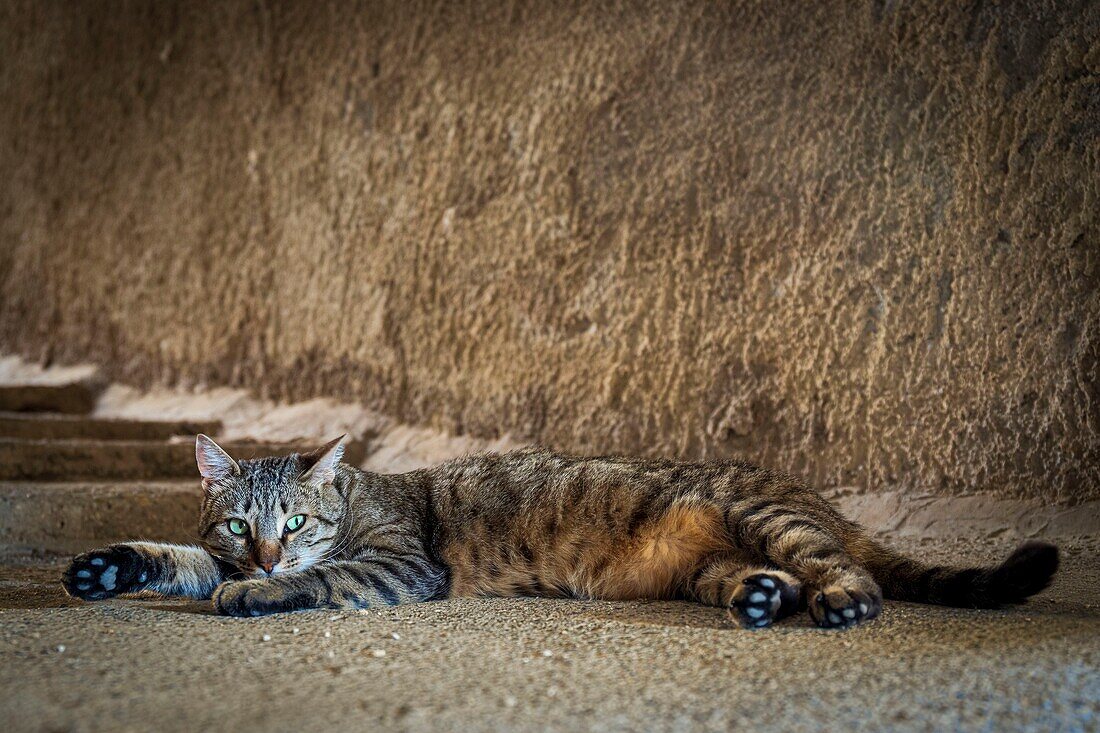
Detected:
[{"left": 195, "top": 435, "right": 347, "bottom": 578}]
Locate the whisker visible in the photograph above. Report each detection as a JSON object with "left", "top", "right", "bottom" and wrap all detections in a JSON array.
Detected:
[
  {"left": 311, "top": 530, "right": 355, "bottom": 559},
  {"left": 312, "top": 535, "right": 355, "bottom": 563}
]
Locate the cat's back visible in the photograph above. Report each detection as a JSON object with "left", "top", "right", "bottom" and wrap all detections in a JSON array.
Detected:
[{"left": 423, "top": 445, "right": 799, "bottom": 519}]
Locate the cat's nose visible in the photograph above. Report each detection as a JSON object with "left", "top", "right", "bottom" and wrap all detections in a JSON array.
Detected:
[{"left": 253, "top": 540, "right": 282, "bottom": 575}]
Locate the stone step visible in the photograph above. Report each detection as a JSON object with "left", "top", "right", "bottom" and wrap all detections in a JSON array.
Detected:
[
  {"left": 0, "top": 438, "right": 368, "bottom": 482},
  {"left": 0, "top": 412, "right": 222, "bottom": 441},
  {"left": 0, "top": 382, "right": 102, "bottom": 414},
  {"left": 0, "top": 481, "right": 196, "bottom": 553}
]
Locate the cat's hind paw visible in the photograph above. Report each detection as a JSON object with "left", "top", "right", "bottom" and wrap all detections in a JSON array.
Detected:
[
  {"left": 730, "top": 571, "right": 801, "bottom": 629},
  {"left": 808, "top": 584, "right": 882, "bottom": 629},
  {"left": 62, "top": 545, "right": 149, "bottom": 601}
]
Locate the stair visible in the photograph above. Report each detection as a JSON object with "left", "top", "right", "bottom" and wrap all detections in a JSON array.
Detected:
[
  {"left": 0, "top": 382, "right": 102, "bottom": 414},
  {"left": 0, "top": 381, "right": 367, "bottom": 552},
  {"left": 0, "top": 481, "right": 197, "bottom": 553},
  {"left": 0, "top": 412, "right": 220, "bottom": 441},
  {"left": 0, "top": 438, "right": 369, "bottom": 481}
]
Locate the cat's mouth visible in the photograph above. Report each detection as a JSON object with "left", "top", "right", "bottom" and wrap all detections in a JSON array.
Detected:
[
  {"left": 244, "top": 555, "right": 321, "bottom": 578},
  {"left": 249, "top": 562, "right": 297, "bottom": 578}
]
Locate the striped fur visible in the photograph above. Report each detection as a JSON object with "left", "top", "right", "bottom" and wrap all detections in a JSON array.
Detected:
[{"left": 62, "top": 441, "right": 1059, "bottom": 627}]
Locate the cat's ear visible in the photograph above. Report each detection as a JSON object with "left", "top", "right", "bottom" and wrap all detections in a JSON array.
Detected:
[
  {"left": 196, "top": 434, "right": 240, "bottom": 489},
  {"left": 298, "top": 435, "right": 345, "bottom": 488}
]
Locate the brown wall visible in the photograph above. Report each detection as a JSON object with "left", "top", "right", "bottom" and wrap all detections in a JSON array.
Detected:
[{"left": 1, "top": 1, "right": 1097, "bottom": 502}]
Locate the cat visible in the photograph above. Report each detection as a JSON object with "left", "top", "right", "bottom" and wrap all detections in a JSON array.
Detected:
[{"left": 61, "top": 435, "right": 1059, "bottom": 628}]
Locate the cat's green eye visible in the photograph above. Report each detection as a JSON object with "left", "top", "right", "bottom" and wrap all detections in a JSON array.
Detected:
[
  {"left": 285, "top": 514, "right": 306, "bottom": 533},
  {"left": 227, "top": 518, "right": 249, "bottom": 536}
]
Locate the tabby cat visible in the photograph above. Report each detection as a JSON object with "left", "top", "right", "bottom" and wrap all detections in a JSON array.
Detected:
[{"left": 62, "top": 435, "right": 1058, "bottom": 628}]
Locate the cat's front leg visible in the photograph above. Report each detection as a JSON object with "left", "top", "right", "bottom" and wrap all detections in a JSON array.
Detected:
[
  {"left": 62, "top": 543, "right": 226, "bottom": 601},
  {"left": 212, "top": 577, "right": 317, "bottom": 616},
  {"left": 63, "top": 545, "right": 151, "bottom": 600},
  {"left": 213, "top": 556, "right": 446, "bottom": 617}
]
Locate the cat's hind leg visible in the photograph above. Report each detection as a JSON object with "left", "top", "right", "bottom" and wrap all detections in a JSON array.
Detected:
[
  {"left": 685, "top": 552, "right": 802, "bottom": 628},
  {"left": 732, "top": 502, "right": 884, "bottom": 628}
]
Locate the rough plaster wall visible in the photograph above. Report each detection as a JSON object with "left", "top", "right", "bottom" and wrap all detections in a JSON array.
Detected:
[{"left": 1, "top": 1, "right": 1097, "bottom": 502}]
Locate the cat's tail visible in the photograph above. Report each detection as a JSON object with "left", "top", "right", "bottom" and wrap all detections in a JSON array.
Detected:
[{"left": 859, "top": 539, "right": 1059, "bottom": 608}]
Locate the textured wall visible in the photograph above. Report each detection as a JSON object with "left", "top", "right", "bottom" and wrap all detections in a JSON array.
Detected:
[{"left": 1, "top": 1, "right": 1097, "bottom": 502}]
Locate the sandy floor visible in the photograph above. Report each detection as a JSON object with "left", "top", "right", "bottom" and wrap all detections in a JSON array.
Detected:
[{"left": 2, "top": 537, "right": 1097, "bottom": 733}]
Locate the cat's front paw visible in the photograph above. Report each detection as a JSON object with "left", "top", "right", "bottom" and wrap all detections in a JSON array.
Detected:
[
  {"left": 62, "top": 545, "right": 149, "bottom": 601},
  {"left": 808, "top": 584, "right": 882, "bottom": 629},
  {"left": 213, "top": 580, "right": 306, "bottom": 617},
  {"left": 731, "top": 571, "right": 802, "bottom": 628}
]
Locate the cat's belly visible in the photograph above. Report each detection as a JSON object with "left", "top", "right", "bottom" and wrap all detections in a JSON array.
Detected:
[
  {"left": 589, "top": 502, "right": 727, "bottom": 600},
  {"left": 442, "top": 500, "right": 728, "bottom": 601}
]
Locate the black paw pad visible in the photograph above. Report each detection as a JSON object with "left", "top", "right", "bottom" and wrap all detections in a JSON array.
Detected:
[
  {"left": 731, "top": 573, "right": 800, "bottom": 629},
  {"left": 62, "top": 546, "right": 148, "bottom": 601},
  {"left": 808, "top": 586, "right": 881, "bottom": 629}
]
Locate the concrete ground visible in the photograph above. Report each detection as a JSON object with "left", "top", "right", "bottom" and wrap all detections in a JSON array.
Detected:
[{"left": 2, "top": 536, "right": 1098, "bottom": 733}]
